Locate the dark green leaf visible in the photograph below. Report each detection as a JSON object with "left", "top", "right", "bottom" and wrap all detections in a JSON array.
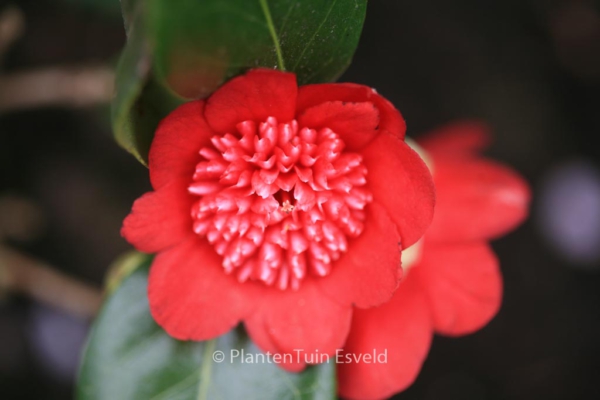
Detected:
[
  {"left": 148, "top": 0, "right": 367, "bottom": 98},
  {"left": 111, "top": 3, "right": 184, "bottom": 164},
  {"left": 77, "top": 261, "right": 337, "bottom": 400}
]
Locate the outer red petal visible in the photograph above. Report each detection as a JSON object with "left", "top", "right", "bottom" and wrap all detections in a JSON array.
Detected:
[
  {"left": 244, "top": 317, "right": 306, "bottom": 373},
  {"left": 361, "top": 133, "right": 435, "bottom": 249},
  {"left": 245, "top": 281, "right": 352, "bottom": 372},
  {"left": 297, "top": 101, "right": 380, "bottom": 150},
  {"left": 417, "top": 120, "right": 491, "bottom": 159},
  {"left": 149, "top": 100, "right": 213, "bottom": 190},
  {"left": 411, "top": 242, "right": 502, "bottom": 336},
  {"left": 426, "top": 158, "right": 530, "bottom": 243},
  {"left": 204, "top": 69, "right": 297, "bottom": 133},
  {"left": 317, "top": 203, "right": 402, "bottom": 309},
  {"left": 148, "top": 237, "right": 259, "bottom": 340},
  {"left": 121, "top": 181, "right": 193, "bottom": 253},
  {"left": 296, "top": 83, "right": 405, "bottom": 139},
  {"left": 337, "top": 275, "right": 433, "bottom": 400}
]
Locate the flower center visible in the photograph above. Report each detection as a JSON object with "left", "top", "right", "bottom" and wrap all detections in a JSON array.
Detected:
[{"left": 189, "top": 117, "right": 372, "bottom": 290}]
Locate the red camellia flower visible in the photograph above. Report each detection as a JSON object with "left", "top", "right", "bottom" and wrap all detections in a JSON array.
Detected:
[
  {"left": 337, "top": 122, "right": 531, "bottom": 400},
  {"left": 122, "top": 69, "right": 435, "bottom": 363}
]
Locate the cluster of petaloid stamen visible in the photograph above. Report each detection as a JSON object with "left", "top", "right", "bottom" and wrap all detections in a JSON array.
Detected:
[{"left": 189, "top": 117, "right": 372, "bottom": 290}]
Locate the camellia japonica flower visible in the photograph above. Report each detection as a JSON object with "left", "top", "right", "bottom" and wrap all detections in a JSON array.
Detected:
[
  {"left": 122, "top": 69, "right": 435, "bottom": 364},
  {"left": 337, "top": 122, "right": 531, "bottom": 400}
]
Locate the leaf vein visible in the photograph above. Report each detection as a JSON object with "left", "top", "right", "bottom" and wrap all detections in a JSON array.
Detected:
[
  {"left": 259, "top": 0, "right": 286, "bottom": 70},
  {"left": 292, "top": 0, "right": 339, "bottom": 71},
  {"left": 196, "top": 339, "right": 218, "bottom": 400},
  {"left": 149, "top": 370, "right": 200, "bottom": 400},
  {"left": 279, "top": 1, "right": 297, "bottom": 34}
]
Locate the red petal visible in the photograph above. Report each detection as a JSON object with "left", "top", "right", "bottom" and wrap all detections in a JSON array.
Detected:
[
  {"left": 148, "top": 237, "right": 258, "bottom": 340},
  {"left": 297, "top": 83, "right": 370, "bottom": 110},
  {"left": 362, "top": 134, "right": 435, "bottom": 249},
  {"left": 317, "top": 203, "right": 402, "bottom": 309},
  {"left": 205, "top": 69, "right": 297, "bottom": 133},
  {"left": 297, "top": 101, "right": 380, "bottom": 150},
  {"left": 245, "top": 280, "right": 352, "bottom": 369},
  {"left": 296, "top": 83, "right": 405, "bottom": 139},
  {"left": 149, "top": 100, "right": 214, "bottom": 190},
  {"left": 337, "top": 275, "right": 433, "bottom": 400},
  {"left": 244, "top": 318, "right": 306, "bottom": 373},
  {"left": 121, "top": 181, "right": 193, "bottom": 253},
  {"left": 417, "top": 120, "right": 491, "bottom": 159},
  {"left": 412, "top": 242, "right": 502, "bottom": 336},
  {"left": 426, "top": 158, "right": 530, "bottom": 243}
]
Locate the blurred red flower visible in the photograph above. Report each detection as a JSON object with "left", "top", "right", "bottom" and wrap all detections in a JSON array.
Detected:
[
  {"left": 338, "top": 122, "right": 531, "bottom": 400},
  {"left": 122, "top": 69, "right": 435, "bottom": 363}
]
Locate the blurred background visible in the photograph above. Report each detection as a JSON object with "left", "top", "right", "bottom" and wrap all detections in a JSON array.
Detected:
[{"left": 1, "top": 0, "right": 599, "bottom": 399}]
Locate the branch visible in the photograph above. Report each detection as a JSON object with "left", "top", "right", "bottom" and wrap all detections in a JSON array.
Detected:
[
  {"left": 0, "top": 195, "right": 102, "bottom": 318},
  {"left": 0, "top": 6, "right": 114, "bottom": 112},
  {"left": 0, "top": 245, "right": 102, "bottom": 318},
  {"left": 0, "top": 66, "right": 115, "bottom": 112},
  {"left": 0, "top": 9, "right": 108, "bottom": 317}
]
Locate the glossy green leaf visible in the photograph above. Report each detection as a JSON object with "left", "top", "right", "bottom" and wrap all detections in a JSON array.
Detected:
[
  {"left": 77, "top": 260, "right": 337, "bottom": 400},
  {"left": 148, "top": 0, "right": 367, "bottom": 98},
  {"left": 111, "top": 3, "right": 184, "bottom": 165}
]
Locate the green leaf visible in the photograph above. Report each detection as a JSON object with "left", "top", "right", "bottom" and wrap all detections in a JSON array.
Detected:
[
  {"left": 111, "top": 3, "right": 184, "bottom": 165},
  {"left": 148, "top": 0, "right": 367, "bottom": 98},
  {"left": 77, "top": 261, "right": 337, "bottom": 400}
]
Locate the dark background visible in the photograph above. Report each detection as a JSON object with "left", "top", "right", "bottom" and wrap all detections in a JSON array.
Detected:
[{"left": 1, "top": 0, "right": 600, "bottom": 399}]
